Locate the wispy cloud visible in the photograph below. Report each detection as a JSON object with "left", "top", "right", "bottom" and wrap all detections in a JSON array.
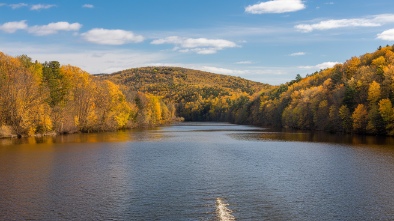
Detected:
[
  {"left": 4, "top": 3, "right": 56, "bottom": 10},
  {"left": 289, "top": 52, "right": 305, "bottom": 56},
  {"left": 377, "top": 29, "right": 394, "bottom": 41},
  {"left": 295, "top": 14, "right": 394, "bottom": 32},
  {"left": 0, "top": 20, "right": 28, "bottom": 33},
  {"left": 151, "top": 36, "right": 238, "bottom": 54},
  {"left": 245, "top": 0, "right": 305, "bottom": 14},
  {"left": 30, "top": 4, "right": 56, "bottom": 10},
  {"left": 236, "top": 61, "right": 253, "bottom": 64},
  {"left": 81, "top": 28, "right": 144, "bottom": 45},
  {"left": 9, "top": 3, "right": 28, "bottom": 9},
  {"left": 298, "top": 61, "right": 340, "bottom": 70},
  {"left": 28, "top": 22, "right": 82, "bottom": 36},
  {"left": 82, "top": 4, "right": 94, "bottom": 8},
  {"left": 193, "top": 65, "right": 297, "bottom": 84}
]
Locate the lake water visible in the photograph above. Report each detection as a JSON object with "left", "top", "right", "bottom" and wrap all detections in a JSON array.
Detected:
[{"left": 1, "top": 122, "right": 394, "bottom": 220}]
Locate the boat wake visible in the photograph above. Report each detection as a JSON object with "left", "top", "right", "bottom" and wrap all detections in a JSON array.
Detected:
[{"left": 216, "top": 198, "right": 235, "bottom": 221}]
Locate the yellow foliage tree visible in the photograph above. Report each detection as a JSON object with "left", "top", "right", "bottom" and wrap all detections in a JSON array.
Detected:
[
  {"left": 343, "top": 57, "right": 361, "bottom": 79},
  {"left": 352, "top": 104, "right": 368, "bottom": 133},
  {"left": 0, "top": 53, "right": 52, "bottom": 136},
  {"left": 102, "top": 80, "right": 132, "bottom": 129},
  {"left": 367, "top": 81, "right": 381, "bottom": 104},
  {"left": 378, "top": 99, "right": 394, "bottom": 135}
]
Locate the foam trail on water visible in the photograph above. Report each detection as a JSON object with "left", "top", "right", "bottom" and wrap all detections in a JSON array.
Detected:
[{"left": 216, "top": 198, "right": 235, "bottom": 221}]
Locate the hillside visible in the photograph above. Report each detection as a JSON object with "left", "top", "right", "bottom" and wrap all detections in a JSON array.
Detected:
[
  {"left": 238, "top": 45, "right": 394, "bottom": 135},
  {"left": 97, "top": 67, "right": 270, "bottom": 98},
  {"left": 97, "top": 67, "right": 272, "bottom": 121}
]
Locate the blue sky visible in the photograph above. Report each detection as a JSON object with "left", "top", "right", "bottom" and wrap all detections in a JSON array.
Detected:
[{"left": 1, "top": 0, "right": 394, "bottom": 85}]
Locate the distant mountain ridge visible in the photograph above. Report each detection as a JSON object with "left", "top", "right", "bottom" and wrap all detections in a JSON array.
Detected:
[
  {"left": 96, "top": 66, "right": 270, "bottom": 98},
  {"left": 96, "top": 66, "right": 272, "bottom": 121}
]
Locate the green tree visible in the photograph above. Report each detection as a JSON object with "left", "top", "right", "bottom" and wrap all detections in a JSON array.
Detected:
[
  {"left": 339, "top": 105, "right": 352, "bottom": 132},
  {"left": 42, "top": 61, "right": 69, "bottom": 107}
]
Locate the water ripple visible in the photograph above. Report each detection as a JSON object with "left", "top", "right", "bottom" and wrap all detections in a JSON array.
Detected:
[{"left": 216, "top": 198, "right": 235, "bottom": 221}]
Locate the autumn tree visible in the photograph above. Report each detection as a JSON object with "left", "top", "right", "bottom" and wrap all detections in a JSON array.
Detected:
[
  {"left": 58, "top": 65, "right": 97, "bottom": 132},
  {"left": 367, "top": 81, "right": 381, "bottom": 104},
  {"left": 352, "top": 104, "right": 368, "bottom": 133},
  {"left": 379, "top": 99, "right": 394, "bottom": 135},
  {"left": 0, "top": 53, "right": 52, "bottom": 136},
  {"left": 343, "top": 57, "right": 361, "bottom": 79},
  {"left": 95, "top": 80, "right": 133, "bottom": 130},
  {"left": 365, "top": 81, "right": 383, "bottom": 133}
]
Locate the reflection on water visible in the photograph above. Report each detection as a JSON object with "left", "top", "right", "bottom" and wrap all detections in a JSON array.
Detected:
[
  {"left": 231, "top": 130, "right": 394, "bottom": 147},
  {"left": 216, "top": 198, "right": 235, "bottom": 221},
  {"left": 1, "top": 123, "right": 394, "bottom": 220},
  {"left": 0, "top": 128, "right": 166, "bottom": 146}
]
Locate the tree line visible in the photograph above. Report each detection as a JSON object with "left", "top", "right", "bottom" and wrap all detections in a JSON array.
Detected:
[
  {"left": 3, "top": 45, "right": 394, "bottom": 137},
  {"left": 0, "top": 52, "right": 176, "bottom": 138},
  {"left": 104, "top": 46, "right": 394, "bottom": 136}
]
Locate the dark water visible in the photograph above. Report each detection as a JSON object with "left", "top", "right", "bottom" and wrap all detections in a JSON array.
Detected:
[{"left": 1, "top": 123, "right": 394, "bottom": 220}]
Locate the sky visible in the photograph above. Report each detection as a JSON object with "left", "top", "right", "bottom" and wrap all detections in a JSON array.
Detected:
[{"left": 1, "top": 0, "right": 394, "bottom": 85}]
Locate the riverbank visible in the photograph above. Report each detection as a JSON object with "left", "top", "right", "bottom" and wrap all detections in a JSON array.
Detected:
[{"left": 0, "top": 117, "right": 185, "bottom": 139}]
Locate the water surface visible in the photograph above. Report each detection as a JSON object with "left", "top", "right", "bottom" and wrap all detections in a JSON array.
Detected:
[{"left": 1, "top": 123, "right": 394, "bottom": 220}]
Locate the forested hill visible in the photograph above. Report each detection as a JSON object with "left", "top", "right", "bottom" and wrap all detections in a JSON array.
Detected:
[
  {"left": 97, "top": 67, "right": 269, "bottom": 97},
  {"left": 96, "top": 67, "right": 272, "bottom": 121},
  {"left": 240, "top": 45, "right": 394, "bottom": 135}
]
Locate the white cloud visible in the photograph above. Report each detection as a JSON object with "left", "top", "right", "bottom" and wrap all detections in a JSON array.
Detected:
[
  {"left": 201, "top": 66, "right": 249, "bottom": 75},
  {"left": 0, "top": 3, "right": 6, "bottom": 7},
  {"left": 296, "top": 19, "right": 379, "bottom": 32},
  {"left": 0, "top": 20, "right": 28, "bottom": 33},
  {"left": 377, "top": 29, "right": 394, "bottom": 41},
  {"left": 298, "top": 61, "right": 340, "bottom": 70},
  {"left": 236, "top": 61, "right": 253, "bottom": 64},
  {"left": 295, "top": 14, "right": 394, "bottom": 32},
  {"left": 245, "top": 0, "right": 305, "bottom": 14},
  {"left": 373, "top": 14, "right": 394, "bottom": 23},
  {"left": 316, "top": 62, "right": 340, "bottom": 69},
  {"left": 9, "top": 3, "right": 28, "bottom": 9},
  {"left": 151, "top": 36, "right": 238, "bottom": 54},
  {"left": 289, "top": 52, "right": 305, "bottom": 56},
  {"left": 82, "top": 4, "right": 94, "bottom": 8},
  {"left": 81, "top": 28, "right": 144, "bottom": 45},
  {"left": 28, "top": 22, "right": 82, "bottom": 36},
  {"left": 30, "top": 4, "right": 56, "bottom": 10}
]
